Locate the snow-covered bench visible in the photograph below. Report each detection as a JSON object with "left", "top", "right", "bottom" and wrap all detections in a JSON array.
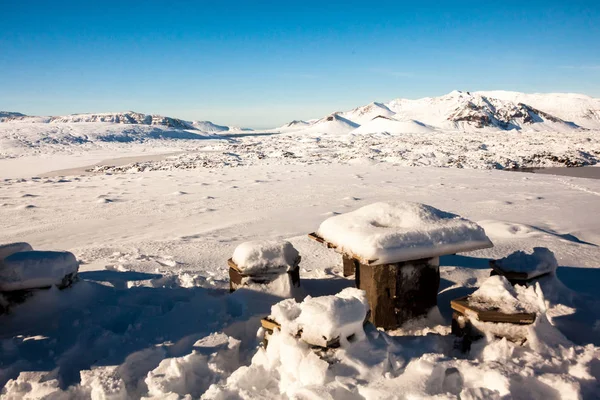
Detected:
[
  {"left": 261, "top": 288, "right": 370, "bottom": 349},
  {"left": 310, "top": 202, "right": 493, "bottom": 329},
  {"left": 0, "top": 244, "right": 80, "bottom": 313},
  {"left": 451, "top": 275, "right": 539, "bottom": 351},
  {"left": 490, "top": 247, "right": 558, "bottom": 284},
  {"left": 228, "top": 240, "right": 301, "bottom": 293}
]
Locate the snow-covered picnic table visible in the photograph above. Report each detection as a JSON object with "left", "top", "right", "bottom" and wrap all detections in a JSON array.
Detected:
[
  {"left": 312, "top": 202, "right": 493, "bottom": 265},
  {"left": 310, "top": 202, "right": 493, "bottom": 329}
]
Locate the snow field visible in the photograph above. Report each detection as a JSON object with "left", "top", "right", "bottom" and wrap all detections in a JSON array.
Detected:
[{"left": 0, "top": 158, "right": 599, "bottom": 398}]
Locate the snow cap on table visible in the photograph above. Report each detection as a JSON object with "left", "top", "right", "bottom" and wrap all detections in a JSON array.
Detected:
[
  {"left": 270, "top": 287, "right": 369, "bottom": 346},
  {"left": 0, "top": 250, "right": 79, "bottom": 291},
  {"left": 232, "top": 240, "right": 299, "bottom": 274},
  {"left": 495, "top": 247, "right": 558, "bottom": 276},
  {"left": 317, "top": 201, "right": 492, "bottom": 265}
]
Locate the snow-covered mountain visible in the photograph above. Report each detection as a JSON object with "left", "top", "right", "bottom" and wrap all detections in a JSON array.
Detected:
[
  {"left": 0, "top": 111, "right": 26, "bottom": 120},
  {"left": 279, "top": 90, "right": 599, "bottom": 134},
  {"left": 0, "top": 111, "right": 251, "bottom": 134},
  {"left": 475, "top": 91, "right": 600, "bottom": 129},
  {"left": 47, "top": 112, "right": 195, "bottom": 130},
  {"left": 2, "top": 90, "right": 600, "bottom": 141}
]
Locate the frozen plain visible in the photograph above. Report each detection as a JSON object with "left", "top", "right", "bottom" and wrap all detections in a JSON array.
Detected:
[{"left": 1, "top": 93, "right": 600, "bottom": 398}]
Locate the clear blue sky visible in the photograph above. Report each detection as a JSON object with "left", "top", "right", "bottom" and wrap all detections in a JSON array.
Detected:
[{"left": 1, "top": 0, "right": 599, "bottom": 128}]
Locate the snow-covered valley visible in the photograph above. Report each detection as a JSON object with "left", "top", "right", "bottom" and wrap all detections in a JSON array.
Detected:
[{"left": 1, "top": 91, "right": 600, "bottom": 399}]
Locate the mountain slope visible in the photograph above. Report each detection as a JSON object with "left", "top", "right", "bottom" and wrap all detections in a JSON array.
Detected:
[
  {"left": 350, "top": 116, "right": 435, "bottom": 135},
  {"left": 278, "top": 90, "right": 589, "bottom": 135},
  {"left": 476, "top": 90, "right": 600, "bottom": 129},
  {"left": 294, "top": 113, "right": 359, "bottom": 135},
  {"left": 339, "top": 102, "right": 396, "bottom": 124},
  {"left": 386, "top": 91, "right": 579, "bottom": 132},
  {"left": 192, "top": 120, "right": 230, "bottom": 133}
]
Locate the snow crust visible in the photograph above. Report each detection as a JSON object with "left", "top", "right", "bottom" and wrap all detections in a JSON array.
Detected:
[
  {"left": 270, "top": 287, "right": 370, "bottom": 346},
  {"left": 317, "top": 201, "right": 492, "bottom": 264},
  {"left": 495, "top": 247, "right": 558, "bottom": 277},
  {"left": 0, "top": 251, "right": 78, "bottom": 291},
  {"left": 231, "top": 240, "right": 299, "bottom": 274}
]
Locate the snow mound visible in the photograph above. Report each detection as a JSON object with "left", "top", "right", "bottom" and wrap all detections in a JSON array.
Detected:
[
  {"left": 0, "top": 242, "right": 33, "bottom": 262},
  {"left": 317, "top": 202, "right": 492, "bottom": 264},
  {"left": 477, "top": 220, "right": 541, "bottom": 239},
  {"left": 270, "top": 287, "right": 369, "bottom": 346},
  {"left": 470, "top": 276, "right": 542, "bottom": 314},
  {"left": 145, "top": 333, "right": 241, "bottom": 399},
  {"left": 495, "top": 247, "right": 558, "bottom": 277},
  {"left": 0, "top": 251, "right": 79, "bottom": 291},
  {"left": 231, "top": 240, "right": 299, "bottom": 274},
  {"left": 350, "top": 116, "right": 435, "bottom": 135}
]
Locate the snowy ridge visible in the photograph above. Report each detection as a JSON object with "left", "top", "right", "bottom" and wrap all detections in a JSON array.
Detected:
[
  {"left": 0, "top": 111, "right": 27, "bottom": 121},
  {"left": 292, "top": 113, "right": 359, "bottom": 135},
  {"left": 0, "top": 111, "right": 251, "bottom": 134},
  {"left": 276, "top": 90, "right": 596, "bottom": 134},
  {"left": 477, "top": 90, "right": 600, "bottom": 129},
  {"left": 339, "top": 101, "right": 396, "bottom": 124}
]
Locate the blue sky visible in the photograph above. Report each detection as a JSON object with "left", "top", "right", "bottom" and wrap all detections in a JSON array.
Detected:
[{"left": 1, "top": 1, "right": 599, "bottom": 128}]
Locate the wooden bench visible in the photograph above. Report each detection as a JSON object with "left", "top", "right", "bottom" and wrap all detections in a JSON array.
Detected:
[
  {"left": 489, "top": 260, "right": 552, "bottom": 285},
  {"left": 228, "top": 257, "right": 301, "bottom": 293},
  {"left": 260, "top": 311, "right": 370, "bottom": 349},
  {"left": 450, "top": 296, "right": 536, "bottom": 351}
]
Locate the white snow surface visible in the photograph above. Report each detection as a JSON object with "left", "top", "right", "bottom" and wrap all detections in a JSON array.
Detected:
[
  {"left": 317, "top": 202, "right": 492, "bottom": 264},
  {"left": 0, "top": 251, "right": 78, "bottom": 291},
  {"left": 495, "top": 247, "right": 559, "bottom": 277},
  {"left": 0, "top": 101, "right": 600, "bottom": 398},
  {"left": 350, "top": 116, "right": 435, "bottom": 135},
  {"left": 270, "top": 288, "right": 369, "bottom": 346},
  {"left": 470, "top": 275, "right": 542, "bottom": 314},
  {"left": 231, "top": 240, "right": 299, "bottom": 274}
]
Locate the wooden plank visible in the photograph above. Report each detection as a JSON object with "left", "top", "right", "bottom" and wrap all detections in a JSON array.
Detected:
[
  {"left": 261, "top": 318, "right": 280, "bottom": 332},
  {"left": 450, "top": 296, "right": 536, "bottom": 324},
  {"left": 308, "top": 232, "right": 379, "bottom": 265},
  {"left": 228, "top": 258, "right": 243, "bottom": 273},
  {"left": 342, "top": 255, "right": 357, "bottom": 277}
]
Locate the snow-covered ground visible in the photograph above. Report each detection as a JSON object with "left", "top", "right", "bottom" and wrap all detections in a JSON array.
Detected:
[
  {"left": 1, "top": 91, "right": 600, "bottom": 398},
  {"left": 1, "top": 155, "right": 600, "bottom": 398}
]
